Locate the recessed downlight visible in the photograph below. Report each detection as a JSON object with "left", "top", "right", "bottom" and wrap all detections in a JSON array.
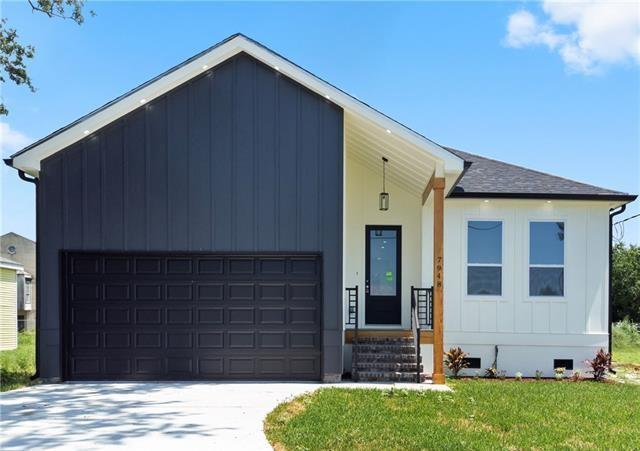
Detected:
[{"left": 83, "top": 130, "right": 90, "bottom": 135}]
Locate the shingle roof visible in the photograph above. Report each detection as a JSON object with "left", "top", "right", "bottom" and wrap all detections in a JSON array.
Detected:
[{"left": 446, "top": 147, "right": 636, "bottom": 202}]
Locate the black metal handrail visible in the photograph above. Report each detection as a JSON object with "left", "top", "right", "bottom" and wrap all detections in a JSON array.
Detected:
[
  {"left": 410, "top": 286, "right": 421, "bottom": 383},
  {"left": 413, "top": 287, "right": 433, "bottom": 330},
  {"left": 345, "top": 286, "right": 359, "bottom": 381}
]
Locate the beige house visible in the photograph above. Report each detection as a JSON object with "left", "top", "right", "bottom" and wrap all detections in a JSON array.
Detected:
[
  {"left": 0, "top": 257, "right": 23, "bottom": 351},
  {"left": 1, "top": 233, "right": 36, "bottom": 330}
]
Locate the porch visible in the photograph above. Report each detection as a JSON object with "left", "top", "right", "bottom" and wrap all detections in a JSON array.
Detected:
[{"left": 341, "top": 112, "right": 463, "bottom": 384}]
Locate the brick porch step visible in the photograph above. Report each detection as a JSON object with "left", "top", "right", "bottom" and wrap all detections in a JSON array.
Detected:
[
  {"left": 353, "top": 344, "right": 416, "bottom": 353},
  {"left": 356, "top": 352, "right": 417, "bottom": 363},
  {"left": 355, "top": 361, "right": 423, "bottom": 372},
  {"left": 356, "top": 371, "right": 427, "bottom": 383}
]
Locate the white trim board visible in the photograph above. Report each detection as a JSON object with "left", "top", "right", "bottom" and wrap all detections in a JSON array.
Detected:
[{"left": 9, "top": 34, "right": 464, "bottom": 177}]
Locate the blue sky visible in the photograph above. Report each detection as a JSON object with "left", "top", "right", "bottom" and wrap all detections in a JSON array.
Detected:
[{"left": 1, "top": 1, "right": 638, "bottom": 243}]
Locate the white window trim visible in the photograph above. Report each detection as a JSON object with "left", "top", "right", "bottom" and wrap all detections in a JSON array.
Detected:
[
  {"left": 527, "top": 219, "right": 566, "bottom": 301},
  {"left": 464, "top": 219, "right": 504, "bottom": 300}
]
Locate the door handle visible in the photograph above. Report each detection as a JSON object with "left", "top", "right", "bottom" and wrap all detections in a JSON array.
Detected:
[{"left": 365, "top": 280, "right": 370, "bottom": 294}]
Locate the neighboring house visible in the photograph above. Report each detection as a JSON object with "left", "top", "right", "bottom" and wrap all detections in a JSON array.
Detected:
[
  {"left": 1, "top": 233, "right": 36, "bottom": 330},
  {"left": 4, "top": 34, "right": 636, "bottom": 383},
  {"left": 0, "top": 257, "right": 23, "bottom": 351}
]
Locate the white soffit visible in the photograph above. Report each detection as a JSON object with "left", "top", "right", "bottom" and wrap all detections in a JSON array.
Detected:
[{"left": 10, "top": 34, "right": 464, "bottom": 177}]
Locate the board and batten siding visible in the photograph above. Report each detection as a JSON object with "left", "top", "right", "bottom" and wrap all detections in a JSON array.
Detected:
[
  {"left": 38, "top": 52, "right": 344, "bottom": 380},
  {"left": 421, "top": 198, "right": 611, "bottom": 376},
  {"left": 0, "top": 268, "right": 18, "bottom": 351}
]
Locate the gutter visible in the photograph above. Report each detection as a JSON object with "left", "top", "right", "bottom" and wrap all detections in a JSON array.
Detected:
[
  {"left": 4, "top": 159, "right": 41, "bottom": 380},
  {"left": 608, "top": 204, "right": 627, "bottom": 357}
]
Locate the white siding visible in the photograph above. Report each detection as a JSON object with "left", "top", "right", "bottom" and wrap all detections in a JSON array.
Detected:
[
  {"left": 422, "top": 198, "right": 612, "bottom": 376},
  {"left": 0, "top": 268, "right": 18, "bottom": 351},
  {"left": 344, "top": 156, "right": 422, "bottom": 329}
]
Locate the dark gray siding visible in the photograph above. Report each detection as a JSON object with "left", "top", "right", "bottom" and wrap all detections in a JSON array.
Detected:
[{"left": 38, "top": 52, "right": 344, "bottom": 380}]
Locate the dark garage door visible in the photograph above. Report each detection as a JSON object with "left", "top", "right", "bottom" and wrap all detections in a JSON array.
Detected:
[{"left": 62, "top": 252, "right": 322, "bottom": 380}]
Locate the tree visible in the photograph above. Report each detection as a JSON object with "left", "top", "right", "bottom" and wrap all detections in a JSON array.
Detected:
[
  {"left": 0, "top": 0, "right": 93, "bottom": 115},
  {"left": 611, "top": 242, "right": 640, "bottom": 322}
]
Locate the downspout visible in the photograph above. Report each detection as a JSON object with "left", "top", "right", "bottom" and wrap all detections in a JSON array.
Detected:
[
  {"left": 4, "top": 159, "right": 41, "bottom": 380},
  {"left": 608, "top": 204, "right": 626, "bottom": 356}
]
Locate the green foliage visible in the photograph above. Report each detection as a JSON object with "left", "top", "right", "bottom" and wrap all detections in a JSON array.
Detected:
[
  {"left": 0, "top": 1, "right": 93, "bottom": 115},
  {"left": 612, "top": 319, "right": 640, "bottom": 365},
  {"left": 444, "top": 346, "right": 469, "bottom": 377},
  {"left": 0, "top": 331, "right": 36, "bottom": 391},
  {"left": 265, "top": 382, "right": 640, "bottom": 450},
  {"left": 612, "top": 243, "right": 640, "bottom": 322}
]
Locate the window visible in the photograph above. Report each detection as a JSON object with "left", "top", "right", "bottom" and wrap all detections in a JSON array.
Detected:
[
  {"left": 529, "top": 221, "right": 565, "bottom": 296},
  {"left": 467, "top": 220, "right": 502, "bottom": 295}
]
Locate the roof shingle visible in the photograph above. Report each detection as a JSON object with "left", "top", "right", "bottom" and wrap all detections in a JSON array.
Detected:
[{"left": 446, "top": 148, "right": 636, "bottom": 202}]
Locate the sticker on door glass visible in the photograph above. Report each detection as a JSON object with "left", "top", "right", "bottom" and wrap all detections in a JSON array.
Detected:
[{"left": 385, "top": 271, "right": 393, "bottom": 281}]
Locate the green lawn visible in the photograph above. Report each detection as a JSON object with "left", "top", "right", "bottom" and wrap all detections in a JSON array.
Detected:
[
  {"left": 0, "top": 331, "right": 36, "bottom": 392},
  {"left": 265, "top": 381, "right": 640, "bottom": 450}
]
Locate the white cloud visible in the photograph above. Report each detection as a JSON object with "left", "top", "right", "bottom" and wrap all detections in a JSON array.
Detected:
[
  {"left": 0, "top": 123, "right": 33, "bottom": 157},
  {"left": 504, "top": 1, "right": 640, "bottom": 74}
]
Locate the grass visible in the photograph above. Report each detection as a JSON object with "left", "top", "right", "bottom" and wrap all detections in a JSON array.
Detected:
[
  {"left": 613, "top": 319, "right": 640, "bottom": 367},
  {"left": 0, "top": 331, "right": 36, "bottom": 392},
  {"left": 265, "top": 381, "right": 640, "bottom": 450}
]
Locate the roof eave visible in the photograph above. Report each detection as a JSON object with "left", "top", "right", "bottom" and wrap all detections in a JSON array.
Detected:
[
  {"left": 10, "top": 34, "right": 464, "bottom": 176},
  {"left": 448, "top": 191, "right": 638, "bottom": 203}
]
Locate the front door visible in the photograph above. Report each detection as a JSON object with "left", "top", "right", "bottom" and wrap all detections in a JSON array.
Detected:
[{"left": 365, "top": 225, "right": 401, "bottom": 325}]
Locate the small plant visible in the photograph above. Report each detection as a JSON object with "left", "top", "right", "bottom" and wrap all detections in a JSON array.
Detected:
[
  {"left": 570, "top": 369, "right": 582, "bottom": 382},
  {"left": 535, "top": 370, "right": 543, "bottom": 380},
  {"left": 585, "top": 348, "right": 613, "bottom": 381},
  {"left": 444, "top": 347, "right": 470, "bottom": 378},
  {"left": 554, "top": 367, "right": 566, "bottom": 380},
  {"left": 484, "top": 366, "right": 498, "bottom": 379},
  {"left": 514, "top": 371, "right": 523, "bottom": 381},
  {"left": 498, "top": 370, "right": 507, "bottom": 380}
]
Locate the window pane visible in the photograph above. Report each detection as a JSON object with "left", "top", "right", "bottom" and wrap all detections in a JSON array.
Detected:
[
  {"left": 530, "top": 222, "right": 564, "bottom": 265},
  {"left": 468, "top": 221, "right": 502, "bottom": 264},
  {"left": 530, "top": 267, "right": 564, "bottom": 296},
  {"left": 467, "top": 266, "right": 502, "bottom": 295},
  {"left": 370, "top": 229, "right": 397, "bottom": 296}
]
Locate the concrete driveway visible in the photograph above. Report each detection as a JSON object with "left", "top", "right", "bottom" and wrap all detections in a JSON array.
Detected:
[{"left": 0, "top": 382, "right": 320, "bottom": 450}]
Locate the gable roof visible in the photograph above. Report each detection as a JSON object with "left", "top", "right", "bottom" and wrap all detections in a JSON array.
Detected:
[
  {"left": 5, "top": 33, "right": 463, "bottom": 177},
  {"left": 446, "top": 148, "right": 636, "bottom": 202}
]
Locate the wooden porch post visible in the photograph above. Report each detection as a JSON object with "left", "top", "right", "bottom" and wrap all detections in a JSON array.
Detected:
[{"left": 432, "top": 177, "right": 446, "bottom": 384}]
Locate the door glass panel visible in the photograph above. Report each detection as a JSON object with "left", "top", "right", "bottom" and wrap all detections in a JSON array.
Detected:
[{"left": 369, "top": 229, "right": 397, "bottom": 296}]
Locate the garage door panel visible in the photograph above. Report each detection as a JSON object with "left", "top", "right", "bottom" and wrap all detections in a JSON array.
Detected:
[{"left": 64, "top": 253, "right": 322, "bottom": 380}]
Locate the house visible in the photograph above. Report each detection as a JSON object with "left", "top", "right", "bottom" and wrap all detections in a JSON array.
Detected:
[
  {"left": 1, "top": 233, "right": 36, "bottom": 331},
  {"left": 0, "top": 257, "right": 24, "bottom": 351},
  {"left": 4, "top": 34, "right": 635, "bottom": 383}
]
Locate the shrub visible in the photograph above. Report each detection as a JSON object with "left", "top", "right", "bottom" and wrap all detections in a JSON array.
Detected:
[
  {"left": 444, "top": 347, "right": 469, "bottom": 378},
  {"left": 611, "top": 243, "right": 640, "bottom": 322},
  {"left": 585, "top": 348, "right": 613, "bottom": 381},
  {"left": 535, "top": 370, "right": 543, "bottom": 380},
  {"left": 484, "top": 366, "right": 498, "bottom": 379},
  {"left": 570, "top": 369, "right": 582, "bottom": 382},
  {"left": 612, "top": 318, "right": 640, "bottom": 348},
  {"left": 554, "top": 367, "right": 565, "bottom": 380},
  {"left": 514, "top": 371, "right": 523, "bottom": 381}
]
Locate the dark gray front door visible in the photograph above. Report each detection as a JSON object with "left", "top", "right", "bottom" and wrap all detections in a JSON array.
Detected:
[
  {"left": 365, "top": 226, "right": 401, "bottom": 325},
  {"left": 63, "top": 252, "right": 322, "bottom": 380}
]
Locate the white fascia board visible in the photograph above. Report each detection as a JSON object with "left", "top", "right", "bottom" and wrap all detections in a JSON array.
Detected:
[{"left": 11, "top": 35, "right": 464, "bottom": 176}]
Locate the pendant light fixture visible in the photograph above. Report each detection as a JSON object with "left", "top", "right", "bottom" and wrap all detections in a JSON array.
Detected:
[{"left": 379, "top": 157, "right": 389, "bottom": 211}]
